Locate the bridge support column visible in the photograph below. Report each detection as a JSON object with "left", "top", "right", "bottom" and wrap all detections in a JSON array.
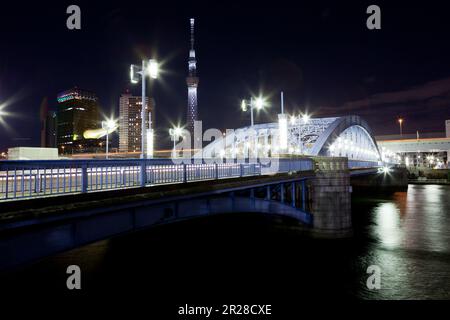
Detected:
[
  {"left": 81, "top": 164, "right": 88, "bottom": 193},
  {"left": 301, "top": 180, "right": 306, "bottom": 211},
  {"left": 291, "top": 182, "right": 295, "bottom": 207},
  {"left": 280, "top": 183, "right": 285, "bottom": 203},
  {"left": 309, "top": 157, "right": 352, "bottom": 238},
  {"left": 140, "top": 161, "right": 147, "bottom": 187},
  {"left": 266, "top": 185, "right": 271, "bottom": 200}
]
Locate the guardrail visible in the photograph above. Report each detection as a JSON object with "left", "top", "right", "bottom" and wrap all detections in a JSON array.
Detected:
[{"left": 0, "top": 158, "right": 314, "bottom": 201}]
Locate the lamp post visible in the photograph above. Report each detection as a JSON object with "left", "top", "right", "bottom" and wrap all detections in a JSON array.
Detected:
[
  {"left": 169, "top": 126, "right": 184, "bottom": 158},
  {"left": 398, "top": 117, "right": 404, "bottom": 137},
  {"left": 130, "top": 59, "right": 159, "bottom": 159},
  {"left": 241, "top": 96, "right": 266, "bottom": 158},
  {"left": 241, "top": 97, "right": 265, "bottom": 127},
  {"left": 102, "top": 119, "right": 117, "bottom": 159}
]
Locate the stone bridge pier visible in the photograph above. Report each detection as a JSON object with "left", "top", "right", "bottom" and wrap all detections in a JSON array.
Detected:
[{"left": 308, "top": 157, "right": 352, "bottom": 238}]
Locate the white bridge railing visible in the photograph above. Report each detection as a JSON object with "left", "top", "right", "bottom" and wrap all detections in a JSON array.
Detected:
[{"left": 0, "top": 158, "right": 316, "bottom": 201}]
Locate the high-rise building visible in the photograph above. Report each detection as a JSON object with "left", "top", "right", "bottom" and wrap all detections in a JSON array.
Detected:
[
  {"left": 186, "top": 18, "right": 199, "bottom": 137},
  {"left": 119, "top": 91, "right": 154, "bottom": 153},
  {"left": 56, "top": 87, "right": 101, "bottom": 154}
]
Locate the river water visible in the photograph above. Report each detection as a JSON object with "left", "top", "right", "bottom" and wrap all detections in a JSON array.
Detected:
[{"left": 2, "top": 184, "right": 450, "bottom": 301}]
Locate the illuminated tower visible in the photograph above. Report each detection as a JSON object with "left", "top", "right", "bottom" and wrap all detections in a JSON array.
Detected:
[{"left": 186, "top": 18, "right": 199, "bottom": 138}]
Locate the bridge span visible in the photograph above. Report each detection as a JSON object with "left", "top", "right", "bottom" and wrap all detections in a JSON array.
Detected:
[{"left": 0, "top": 156, "right": 407, "bottom": 271}]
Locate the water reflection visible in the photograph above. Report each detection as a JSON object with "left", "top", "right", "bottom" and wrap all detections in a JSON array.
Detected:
[
  {"left": 373, "top": 202, "right": 402, "bottom": 248},
  {"left": 361, "top": 185, "right": 450, "bottom": 299}
]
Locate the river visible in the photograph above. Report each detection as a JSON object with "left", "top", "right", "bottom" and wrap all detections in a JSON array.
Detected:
[{"left": 1, "top": 184, "right": 450, "bottom": 301}]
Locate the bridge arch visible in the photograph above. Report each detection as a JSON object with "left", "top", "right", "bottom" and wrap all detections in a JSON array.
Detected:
[
  {"left": 197, "top": 115, "right": 381, "bottom": 163},
  {"left": 309, "top": 115, "right": 381, "bottom": 161}
]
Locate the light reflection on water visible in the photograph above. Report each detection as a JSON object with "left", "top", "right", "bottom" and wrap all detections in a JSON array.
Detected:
[{"left": 358, "top": 185, "right": 450, "bottom": 299}]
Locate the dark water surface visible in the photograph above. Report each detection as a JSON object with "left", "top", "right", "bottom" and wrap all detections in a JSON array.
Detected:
[{"left": 1, "top": 184, "right": 450, "bottom": 301}]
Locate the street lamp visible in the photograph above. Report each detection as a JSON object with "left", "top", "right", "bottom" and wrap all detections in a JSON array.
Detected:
[
  {"left": 241, "top": 96, "right": 267, "bottom": 127},
  {"left": 102, "top": 118, "right": 117, "bottom": 159},
  {"left": 169, "top": 126, "right": 184, "bottom": 158},
  {"left": 130, "top": 59, "right": 159, "bottom": 159},
  {"left": 241, "top": 96, "right": 268, "bottom": 158},
  {"left": 398, "top": 117, "right": 404, "bottom": 137}
]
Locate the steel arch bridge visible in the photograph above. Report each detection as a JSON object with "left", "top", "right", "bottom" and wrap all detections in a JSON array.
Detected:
[{"left": 197, "top": 115, "right": 382, "bottom": 163}]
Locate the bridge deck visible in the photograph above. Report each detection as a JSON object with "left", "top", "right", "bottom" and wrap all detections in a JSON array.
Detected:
[{"left": 0, "top": 171, "right": 314, "bottom": 231}]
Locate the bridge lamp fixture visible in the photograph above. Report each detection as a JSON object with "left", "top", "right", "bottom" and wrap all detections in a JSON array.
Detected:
[
  {"left": 169, "top": 126, "right": 184, "bottom": 158},
  {"left": 102, "top": 117, "right": 118, "bottom": 160},
  {"left": 301, "top": 113, "right": 310, "bottom": 124},
  {"left": 241, "top": 100, "right": 248, "bottom": 112},
  {"left": 254, "top": 97, "right": 265, "bottom": 110},
  {"left": 241, "top": 96, "right": 268, "bottom": 127},
  {"left": 290, "top": 115, "right": 297, "bottom": 125},
  {"left": 130, "top": 58, "right": 159, "bottom": 159}
]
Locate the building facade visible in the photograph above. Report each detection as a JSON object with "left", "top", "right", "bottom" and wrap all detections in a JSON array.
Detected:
[
  {"left": 56, "top": 88, "right": 101, "bottom": 154},
  {"left": 186, "top": 18, "right": 199, "bottom": 138},
  {"left": 119, "top": 92, "right": 154, "bottom": 153}
]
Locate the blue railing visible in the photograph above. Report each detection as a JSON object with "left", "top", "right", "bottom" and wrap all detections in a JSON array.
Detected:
[{"left": 0, "top": 158, "right": 314, "bottom": 201}]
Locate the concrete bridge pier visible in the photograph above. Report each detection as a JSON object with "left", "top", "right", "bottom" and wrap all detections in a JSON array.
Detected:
[{"left": 308, "top": 158, "right": 352, "bottom": 238}]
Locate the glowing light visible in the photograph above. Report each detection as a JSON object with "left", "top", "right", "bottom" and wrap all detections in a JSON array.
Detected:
[
  {"left": 241, "top": 99, "right": 247, "bottom": 112},
  {"left": 379, "top": 166, "right": 391, "bottom": 174},
  {"left": 254, "top": 97, "right": 264, "bottom": 110},
  {"left": 169, "top": 126, "right": 184, "bottom": 138},
  {"left": 130, "top": 65, "right": 139, "bottom": 84},
  {"left": 290, "top": 115, "right": 297, "bottom": 125},
  {"left": 84, "top": 117, "right": 118, "bottom": 139},
  {"left": 148, "top": 59, "right": 159, "bottom": 79},
  {"left": 302, "top": 113, "right": 310, "bottom": 124},
  {"left": 103, "top": 119, "right": 117, "bottom": 132}
]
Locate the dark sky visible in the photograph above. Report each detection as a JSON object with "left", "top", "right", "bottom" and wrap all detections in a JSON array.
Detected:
[{"left": 1, "top": 0, "right": 450, "bottom": 150}]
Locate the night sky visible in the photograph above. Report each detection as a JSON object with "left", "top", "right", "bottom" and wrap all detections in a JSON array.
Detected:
[{"left": 1, "top": 0, "right": 450, "bottom": 150}]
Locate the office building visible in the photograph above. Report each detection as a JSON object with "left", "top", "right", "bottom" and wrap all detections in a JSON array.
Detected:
[
  {"left": 56, "top": 87, "right": 101, "bottom": 154},
  {"left": 119, "top": 91, "right": 154, "bottom": 153}
]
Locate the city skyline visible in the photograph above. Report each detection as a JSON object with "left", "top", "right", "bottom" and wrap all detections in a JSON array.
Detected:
[{"left": 1, "top": 2, "right": 450, "bottom": 151}]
